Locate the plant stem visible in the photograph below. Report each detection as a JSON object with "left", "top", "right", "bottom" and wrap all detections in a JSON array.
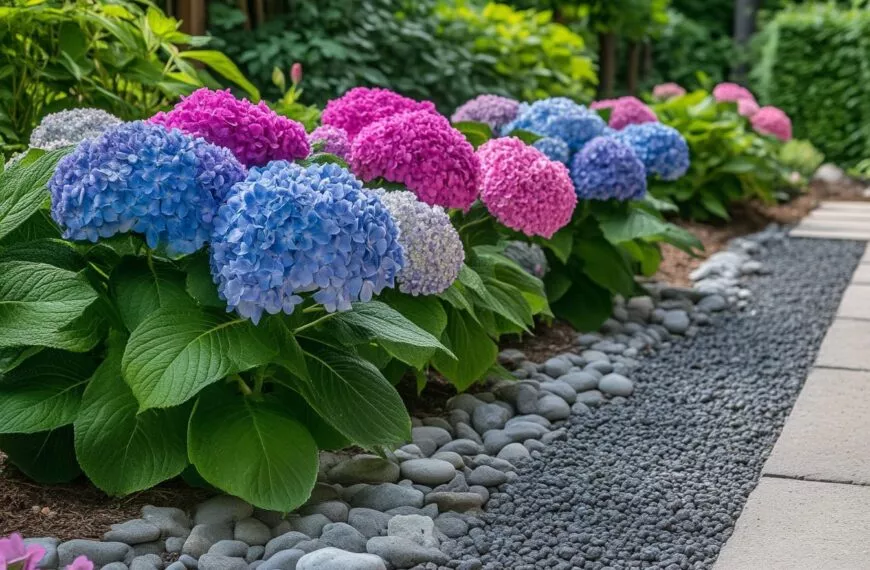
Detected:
[
  {"left": 233, "top": 374, "right": 253, "bottom": 396},
  {"left": 293, "top": 312, "right": 338, "bottom": 334}
]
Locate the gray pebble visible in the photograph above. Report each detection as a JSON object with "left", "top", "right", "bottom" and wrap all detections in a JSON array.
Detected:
[
  {"left": 104, "top": 520, "right": 161, "bottom": 545},
  {"left": 197, "top": 554, "right": 247, "bottom": 570},
  {"left": 467, "top": 465, "right": 508, "bottom": 487},
  {"left": 327, "top": 455, "right": 400, "bottom": 485},
  {"left": 400, "top": 458, "right": 457, "bottom": 486},
  {"left": 540, "top": 381, "right": 576, "bottom": 403},
  {"left": 263, "top": 532, "right": 309, "bottom": 560},
  {"left": 347, "top": 508, "right": 392, "bottom": 539},
  {"left": 598, "top": 373, "right": 635, "bottom": 396},
  {"left": 496, "top": 442, "right": 531, "bottom": 463},
  {"left": 366, "top": 536, "right": 448, "bottom": 567},
  {"left": 559, "top": 371, "right": 599, "bottom": 392},
  {"left": 194, "top": 496, "right": 253, "bottom": 526},
  {"left": 209, "top": 540, "right": 248, "bottom": 558},
  {"left": 437, "top": 439, "right": 483, "bottom": 455},
  {"left": 259, "top": 548, "right": 306, "bottom": 570},
  {"left": 289, "top": 514, "right": 331, "bottom": 538},
  {"left": 319, "top": 522, "right": 367, "bottom": 552},
  {"left": 58, "top": 540, "right": 132, "bottom": 569},
  {"left": 296, "top": 547, "right": 385, "bottom": 570},
  {"left": 536, "top": 394, "right": 570, "bottom": 421}
]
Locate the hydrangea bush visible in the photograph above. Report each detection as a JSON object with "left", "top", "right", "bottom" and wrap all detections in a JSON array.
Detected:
[
  {"left": 30, "top": 108, "right": 122, "bottom": 151},
  {"left": 502, "top": 97, "right": 607, "bottom": 152},
  {"left": 592, "top": 97, "right": 658, "bottom": 130},
  {"left": 751, "top": 106, "right": 793, "bottom": 141},
  {"left": 571, "top": 137, "right": 648, "bottom": 200},
  {"left": 613, "top": 123, "right": 690, "bottom": 181},
  {"left": 652, "top": 83, "right": 686, "bottom": 100},
  {"left": 307, "top": 125, "right": 351, "bottom": 160},
  {"left": 451, "top": 94, "right": 520, "bottom": 132},
  {"left": 321, "top": 87, "right": 437, "bottom": 140}
]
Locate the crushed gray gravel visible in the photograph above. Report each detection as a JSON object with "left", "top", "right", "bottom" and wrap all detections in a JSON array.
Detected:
[{"left": 444, "top": 237, "right": 864, "bottom": 570}]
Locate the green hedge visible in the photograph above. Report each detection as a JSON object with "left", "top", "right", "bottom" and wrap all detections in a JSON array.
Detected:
[{"left": 752, "top": 5, "right": 870, "bottom": 166}]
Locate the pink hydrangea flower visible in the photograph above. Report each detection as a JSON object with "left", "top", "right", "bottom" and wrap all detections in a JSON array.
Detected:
[
  {"left": 751, "top": 106, "right": 792, "bottom": 141},
  {"left": 65, "top": 556, "right": 94, "bottom": 570},
  {"left": 652, "top": 83, "right": 686, "bottom": 100},
  {"left": 308, "top": 125, "right": 351, "bottom": 160},
  {"left": 322, "top": 87, "right": 437, "bottom": 140},
  {"left": 0, "top": 534, "right": 45, "bottom": 570},
  {"left": 593, "top": 97, "right": 658, "bottom": 130},
  {"left": 150, "top": 88, "right": 309, "bottom": 168},
  {"left": 477, "top": 137, "right": 576, "bottom": 238},
  {"left": 737, "top": 98, "right": 760, "bottom": 118},
  {"left": 350, "top": 111, "right": 480, "bottom": 210},
  {"left": 712, "top": 82, "right": 756, "bottom": 103}
]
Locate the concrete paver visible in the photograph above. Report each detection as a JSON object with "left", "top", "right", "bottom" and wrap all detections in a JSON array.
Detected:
[
  {"left": 816, "top": 318, "right": 870, "bottom": 370},
  {"left": 837, "top": 284, "right": 870, "bottom": 319}
]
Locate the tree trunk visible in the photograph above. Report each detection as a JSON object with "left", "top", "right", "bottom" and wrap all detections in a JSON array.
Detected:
[
  {"left": 598, "top": 32, "right": 616, "bottom": 99},
  {"left": 732, "top": 0, "right": 758, "bottom": 80},
  {"left": 627, "top": 41, "right": 641, "bottom": 95},
  {"left": 642, "top": 41, "right": 653, "bottom": 82}
]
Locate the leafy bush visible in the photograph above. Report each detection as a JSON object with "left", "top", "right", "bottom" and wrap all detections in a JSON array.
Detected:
[
  {"left": 779, "top": 139, "right": 824, "bottom": 179},
  {"left": 0, "top": 0, "right": 256, "bottom": 154},
  {"left": 751, "top": 4, "right": 870, "bottom": 166}
]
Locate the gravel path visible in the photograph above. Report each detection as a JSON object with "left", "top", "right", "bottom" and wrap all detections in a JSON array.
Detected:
[{"left": 445, "top": 237, "right": 864, "bottom": 570}]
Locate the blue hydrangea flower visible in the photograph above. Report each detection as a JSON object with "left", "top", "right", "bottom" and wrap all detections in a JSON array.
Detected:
[
  {"left": 48, "top": 121, "right": 246, "bottom": 256},
  {"left": 502, "top": 97, "right": 607, "bottom": 152},
  {"left": 373, "top": 189, "right": 464, "bottom": 296},
  {"left": 532, "top": 137, "right": 571, "bottom": 164},
  {"left": 612, "top": 123, "right": 690, "bottom": 181},
  {"left": 210, "top": 161, "right": 404, "bottom": 323},
  {"left": 570, "top": 137, "right": 647, "bottom": 201}
]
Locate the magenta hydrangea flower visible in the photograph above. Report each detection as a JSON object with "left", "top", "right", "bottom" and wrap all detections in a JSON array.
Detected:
[
  {"left": 737, "top": 98, "right": 760, "bottom": 118},
  {"left": 451, "top": 94, "right": 520, "bottom": 132},
  {"left": 593, "top": 97, "right": 658, "bottom": 130},
  {"left": 0, "top": 534, "right": 45, "bottom": 570},
  {"left": 321, "top": 87, "right": 437, "bottom": 140},
  {"left": 350, "top": 110, "right": 481, "bottom": 210},
  {"left": 66, "top": 556, "right": 94, "bottom": 570},
  {"left": 149, "top": 88, "right": 309, "bottom": 167},
  {"left": 308, "top": 125, "right": 351, "bottom": 160},
  {"left": 712, "top": 82, "right": 756, "bottom": 103},
  {"left": 652, "top": 83, "right": 686, "bottom": 100},
  {"left": 477, "top": 137, "right": 576, "bottom": 238},
  {"left": 751, "top": 106, "right": 792, "bottom": 141}
]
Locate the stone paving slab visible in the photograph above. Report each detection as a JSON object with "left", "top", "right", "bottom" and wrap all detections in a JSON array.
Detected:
[
  {"left": 836, "top": 284, "right": 870, "bottom": 319},
  {"left": 818, "top": 200, "right": 870, "bottom": 211},
  {"left": 763, "top": 367, "right": 870, "bottom": 485},
  {"left": 792, "top": 202, "right": 870, "bottom": 240},
  {"left": 815, "top": 318, "right": 870, "bottom": 370},
  {"left": 851, "top": 263, "right": 870, "bottom": 283},
  {"left": 790, "top": 228, "right": 870, "bottom": 241},
  {"left": 861, "top": 244, "right": 870, "bottom": 264},
  {"left": 714, "top": 478, "right": 870, "bottom": 570}
]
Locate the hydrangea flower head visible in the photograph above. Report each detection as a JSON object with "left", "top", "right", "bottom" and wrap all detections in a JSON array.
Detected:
[
  {"left": 652, "top": 83, "right": 686, "bottom": 100},
  {"left": 308, "top": 125, "right": 351, "bottom": 160},
  {"left": 502, "top": 97, "right": 607, "bottom": 152},
  {"left": 751, "top": 106, "right": 792, "bottom": 141},
  {"left": 738, "top": 98, "right": 760, "bottom": 117},
  {"left": 372, "top": 189, "right": 464, "bottom": 295},
  {"left": 30, "top": 108, "right": 122, "bottom": 151},
  {"left": 210, "top": 161, "right": 403, "bottom": 323},
  {"left": 49, "top": 121, "right": 246, "bottom": 255},
  {"left": 66, "top": 556, "right": 94, "bottom": 570},
  {"left": 350, "top": 110, "right": 481, "bottom": 210},
  {"left": 150, "top": 88, "right": 309, "bottom": 167},
  {"left": 451, "top": 94, "right": 520, "bottom": 132},
  {"left": 321, "top": 87, "right": 437, "bottom": 140},
  {"left": 503, "top": 241, "right": 549, "bottom": 278},
  {"left": 613, "top": 123, "right": 690, "bottom": 181},
  {"left": 532, "top": 136, "right": 571, "bottom": 164},
  {"left": 477, "top": 137, "right": 576, "bottom": 238},
  {"left": 712, "top": 82, "right": 756, "bottom": 103},
  {"left": 0, "top": 533, "right": 45, "bottom": 570},
  {"left": 593, "top": 97, "right": 658, "bottom": 130},
  {"left": 570, "top": 137, "right": 647, "bottom": 201}
]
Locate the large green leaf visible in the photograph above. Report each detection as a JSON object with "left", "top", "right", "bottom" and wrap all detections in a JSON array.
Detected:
[
  {"left": 111, "top": 256, "right": 192, "bottom": 331},
  {"left": 379, "top": 292, "right": 448, "bottom": 340},
  {"left": 184, "top": 253, "right": 225, "bottom": 308},
  {"left": 179, "top": 50, "right": 261, "bottom": 101},
  {"left": 75, "top": 346, "right": 189, "bottom": 495},
  {"left": 188, "top": 384, "right": 318, "bottom": 511},
  {"left": 0, "top": 261, "right": 98, "bottom": 349},
  {"left": 0, "top": 351, "right": 97, "bottom": 433},
  {"left": 552, "top": 273, "right": 613, "bottom": 331},
  {"left": 432, "top": 307, "right": 498, "bottom": 391},
  {"left": 0, "top": 148, "right": 69, "bottom": 241},
  {"left": 122, "top": 307, "right": 277, "bottom": 410},
  {"left": 453, "top": 121, "right": 494, "bottom": 148},
  {"left": 0, "top": 427, "right": 81, "bottom": 484},
  {"left": 459, "top": 265, "right": 529, "bottom": 332},
  {"left": 574, "top": 239, "right": 637, "bottom": 297},
  {"left": 0, "top": 239, "right": 85, "bottom": 271},
  {"left": 598, "top": 208, "right": 670, "bottom": 244}
]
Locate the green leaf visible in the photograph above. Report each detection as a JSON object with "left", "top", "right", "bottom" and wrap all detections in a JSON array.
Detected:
[
  {"left": 122, "top": 307, "right": 277, "bottom": 410},
  {"left": 379, "top": 291, "right": 448, "bottom": 340},
  {"left": 180, "top": 50, "right": 261, "bottom": 101},
  {"left": 575, "top": 239, "right": 636, "bottom": 296},
  {"left": 0, "top": 351, "right": 97, "bottom": 433},
  {"left": 453, "top": 121, "right": 494, "bottom": 148},
  {"left": 75, "top": 345, "right": 190, "bottom": 495},
  {"left": 551, "top": 273, "right": 613, "bottom": 331},
  {"left": 598, "top": 208, "right": 670, "bottom": 244},
  {"left": 184, "top": 253, "right": 225, "bottom": 308},
  {"left": 540, "top": 228, "right": 573, "bottom": 263},
  {"left": 277, "top": 385, "right": 351, "bottom": 450},
  {"left": 0, "top": 261, "right": 98, "bottom": 349},
  {"left": 459, "top": 265, "right": 529, "bottom": 332},
  {"left": 188, "top": 384, "right": 318, "bottom": 511},
  {"left": 111, "top": 257, "right": 192, "bottom": 331},
  {"left": 0, "top": 148, "right": 69, "bottom": 241},
  {"left": 509, "top": 129, "right": 543, "bottom": 144},
  {"left": 0, "top": 427, "right": 81, "bottom": 484},
  {"left": 700, "top": 192, "right": 730, "bottom": 219},
  {"left": 432, "top": 307, "right": 497, "bottom": 391},
  {"left": 0, "top": 346, "right": 42, "bottom": 374},
  {"left": 0, "top": 239, "right": 85, "bottom": 271}
]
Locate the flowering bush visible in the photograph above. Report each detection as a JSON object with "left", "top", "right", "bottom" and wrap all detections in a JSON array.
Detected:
[
  {"left": 150, "top": 88, "right": 309, "bottom": 167},
  {"left": 478, "top": 137, "right": 576, "bottom": 238},
  {"left": 29, "top": 108, "right": 122, "bottom": 151},
  {"left": 350, "top": 110, "right": 481, "bottom": 210},
  {"left": 613, "top": 123, "right": 690, "bottom": 181},
  {"left": 712, "top": 82, "right": 756, "bottom": 103},
  {"left": 751, "top": 106, "right": 793, "bottom": 141},
  {"left": 593, "top": 97, "right": 658, "bottom": 131},
  {"left": 321, "top": 87, "right": 437, "bottom": 140},
  {"left": 374, "top": 189, "right": 464, "bottom": 296},
  {"left": 308, "top": 125, "right": 351, "bottom": 160},
  {"left": 652, "top": 83, "right": 686, "bottom": 100},
  {"left": 502, "top": 97, "right": 606, "bottom": 152},
  {"left": 451, "top": 94, "right": 520, "bottom": 132},
  {"left": 570, "top": 137, "right": 647, "bottom": 200},
  {"left": 49, "top": 121, "right": 246, "bottom": 255},
  {"left": 532, "top": 136, "right": 571, "bottom": 164},
  {"left": 737, "top": 98, "right": 760, "bottom": 118},
  {"left": 211, "top": 162, "right": 403, "bottom": 322}
]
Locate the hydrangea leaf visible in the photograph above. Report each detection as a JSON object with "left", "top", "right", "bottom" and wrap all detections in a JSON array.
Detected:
[
  {"left": 0, "top": 427, "right": 81, "bottom": 484},
  {"left": 575, "top": 239, "right": 637, "bottom": 297},
  {"left": 188, "top": 383, "right": 318, "bottom": 511},
  {"left": 111, "top": 256, "right": 194, "bottom": 331},
  {"left": 0, "top": 239, "right": 86, "bottom": 271},
  {"left": 184, "top": 253, "right": 225, "bottom": 309},
  {"left": 122, "top": 307, "right": 278, "bottom": 410},
  {"left": 0, "top": 148, "right": 69, "bottom": 241},
  {"left": 552, "top": 272, "right": 613, "bottom": 332},
  {"left": 432, "top": 307, "right": 498, "bottom": 392},
  {"left": 598, "top": 208, "right": 670, "bottom": 244},
  {"left": 459, "top": 265, "right": 530, "bottom": 333},
  {"left": 75, "top": 345, "right": 190, "bottom": 495}
]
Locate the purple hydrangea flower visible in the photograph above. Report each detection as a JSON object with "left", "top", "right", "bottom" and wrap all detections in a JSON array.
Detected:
[
  {"left": 49, "top": 121, "right": 246, "bottom": 256},
  {"left": 372, "top": 189, "right": 464, "bottom": 296},
  {"left": 210, "top": 161, "right": 403, "bottom": 323},
  {"left": 30, "top": 108, "right": 122, "bottom": 151},
  {"left": 570, "top": 137, "right": 647, "bottom": 201},
  {"left": 503, "top": 241, "right": 548, "bottom": 278},
  {"left": 308, "top": 125, "right": 351, "bottom": 160},
  {"left": 532, "top": 136, "right": 571, "bottom": 164},
  {"left": 0, "top": 533, "right": 45, "bottom": 570},
  {"left": 451, "top": 94, "right": 520, "bottom": 132},
  {"left": 502, "top": 97, "right": 607, "bottom": 152},
  {"left": 612, "top": 123, "right": 690, "bottom": 181}
]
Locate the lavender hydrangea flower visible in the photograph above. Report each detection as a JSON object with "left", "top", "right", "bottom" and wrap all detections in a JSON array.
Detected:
[
  {"left": 503, "top": 241, "right": 548, "bottom": 278},
  {"left": 48, "top": 121, "right": 246, "bottom": 255},
  {"left": 30, "top": 108, "right": 122, "bottom": 151},
  {"left": 210, "top": 162, "right": 403, "bottom": 323},
  {"left": 502, "top": 97, "right": 607, "bottom": 152},
  {"left": 612, "top": 123, "right": 690, "bottom": 181},
  {"left": 372, "top": 189, "right": 464, "bottom": 296},
  {"left": 570, "top": 137, "right": 647, "bottom": 201},
  {"left": 308, "top": 125, "right": 351, "bottom": 160},
  {"left": 451, "top": 94, "right": 520, "bottom": 132},
  {"left": 532, "top": 136, "right": 571, "bottom": 164}
]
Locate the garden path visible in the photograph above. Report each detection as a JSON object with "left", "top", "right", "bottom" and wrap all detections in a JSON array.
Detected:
[{"left": 715, "top": 203, "right": 870, "bottom": 569}]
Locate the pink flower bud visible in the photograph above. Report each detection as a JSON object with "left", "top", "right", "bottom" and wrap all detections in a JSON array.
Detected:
[{"left": 291, "top": 63, "right": 303, "bottom": 86}]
